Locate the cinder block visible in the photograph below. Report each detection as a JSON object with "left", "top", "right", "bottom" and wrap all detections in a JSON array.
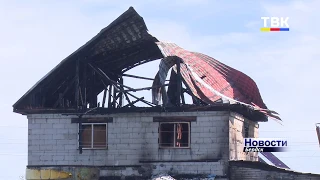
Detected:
[
  {"left": 64, "top": 145, "right": 75, "bottom": 150},
  {"left": 56, "top": 128, "right": 69, "bottom": 134},
  {"left": 52, "top": 134, "right": 65, "bottom": 140},
  {"left": 57, "top": 139, "right": 75, "bottom": 145},
  {"left": 31, "top": 129, "right": 42, "bottom": 135},
  {"left": 29, "top": 123, "right": 41, "bottom": 129},
  {"left": 34, "top": 119, "right": 45, "bottom": 124},
  {"left": 40, "top": 134, "right": 53, "bottom": 140},
  {"left": 40, "top": 123, "right": 53, "bottom": 129},
  {"left": 132, "top": 127, "right": 143, "bottom": 133},
  {"left": 199, "top": 132, "right": 213, "bottom": 138},
  {"left": 117, "top": 133, "right": 130, "bottom": 139},
  {"left": 66, "top": 134, "right": 77, "bottom": 140},
  {"left": 53, "top": 155, "right": 64, "bottom": 161},
  {"left": 40, "top": 155, "right": 53, "bottom": 161},
  {"left": 29, "top": 155, "right": 40, "bottom": 162},
  {"left": 45, "top": 140, "right": 57, "bottom": 145},
  {"left": 29, "top": 145, "right": 40, "bottom": 151},
  {"left": 40, "top": 145, "right": 53, "bottom": 151},
  {"left": 43, "top": 129, "right": 56, "bottom": 135},
  {"left": 63, "top": 123, "right": 77, "bottom": 129},
  {"left": 55, "top": 160, "right": 68, "bottom": 165},
  {"left": 53, "top": 123, "right": 66, "bottom": 129},
  {"left": 47, "top": 119, "right": 59, "bottom": 123},
  {"left": 120, "top": 138, "right": 132, "bottom": 144},
  {"left": 59, "top": 119, "right": 71, "bottom": 124}
]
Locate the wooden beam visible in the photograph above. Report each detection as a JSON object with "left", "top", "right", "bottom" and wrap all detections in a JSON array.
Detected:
[
  {"left": 88, "top": 63, "right": 132, "bottom": 91},
  {"left": 51, "top": 75, "right": 72, "bottom": 95},
  {"left": 122, "top": 74, "right": 170, "bottom": 81},
  {"left": 181, "top": 90, "right": 185, "bottom": 104},
  {"left": 79, "top": 88, "right": 84, "bottom": 107},
  {"left": 53, "top": 77, "right": 76, "bottom": 108},
  {"left": 83, "top": 63, "right": 87, "bottom": 109},
  {"left": 118, "top": 77, "right": 124, "bottom": 107},
  {"left": 108, "top": 85, "right": 112, "bottom": 108},
  {"left": 122, "top": 59, "right": 155, "bottom": 73},
  {"left": 75, "top": 59, "right": 80, "bottom": 108},
  {"left": 126, "top": 92, "right": 155, "bottom": 107},
  {"left": 120, "top": 84, "right": 170, "bottom": 93},
  {"left": 112, "top": 84, "right": 117, "bottom": 108},
  {"left": 122, "top": 97, "right": 144, "bottom": 108},
  {"left": 176, "top": 58, "right": 181, "bottom": 107},
  {"left": 102, "top": 89, "right": 107, "bottom": 108},
  {"left": 89, "top": 70, "right": 97, "bottom": 108},
  {"left": 78, "top": 117, "right": 83, "bottom": 154},
  {"left": 58, "top": 93, "right": 63, "bottom": 107},
  {"left": 117, "top": 77, "right": 131, "bottom": 107}
]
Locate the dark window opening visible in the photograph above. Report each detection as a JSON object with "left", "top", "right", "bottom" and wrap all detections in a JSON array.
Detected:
[
  {"left": 80, "top": 123, "right": 107, "bottom": 149},
  {"left": 244, "top": 125, "right": 249, "bottom": 138},
  {"left": 159, "top": 122, "right": 190, "bottom": 148}
]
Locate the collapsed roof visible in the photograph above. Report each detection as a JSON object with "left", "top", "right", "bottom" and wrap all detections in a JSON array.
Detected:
[{"left": 12, "top": 7, "right": 280, "bottom": 121}]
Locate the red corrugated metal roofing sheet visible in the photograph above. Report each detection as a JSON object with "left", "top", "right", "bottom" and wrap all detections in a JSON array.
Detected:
[{"left": 154, "top": 42, "right": 280, "bottom": 120}]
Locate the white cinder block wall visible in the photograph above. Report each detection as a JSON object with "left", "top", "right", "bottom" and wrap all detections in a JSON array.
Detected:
[
  {"left": 27, "top": 111, "right": 243, "bottom": 176},
  {"left": 229, "top": 112, "right": 259, "bottom": 161}
]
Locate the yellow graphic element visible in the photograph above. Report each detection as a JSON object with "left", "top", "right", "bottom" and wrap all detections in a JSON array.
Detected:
[
  {"left": 260, "top": 27, "right": 270, "bottom": 32},
  {"left": 26, "top": 169, "right": 72, "bottom": 180}
]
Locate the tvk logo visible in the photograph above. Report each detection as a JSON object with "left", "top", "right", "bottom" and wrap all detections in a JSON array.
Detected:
[{"left": 260, "top": 17, "right": 290, "bottom": 32}]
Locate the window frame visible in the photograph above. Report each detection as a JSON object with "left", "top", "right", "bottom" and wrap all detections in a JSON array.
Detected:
[
  {"left": 159, "top": 122, "right": 191, "bottom": 149},
  {"left": 78, "top": 123, "right": 108, "bottom": 150}
]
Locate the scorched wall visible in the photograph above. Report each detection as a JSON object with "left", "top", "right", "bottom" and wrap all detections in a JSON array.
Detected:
[{"left": 26, "top": 111, "right": 258, "bottom": 179}]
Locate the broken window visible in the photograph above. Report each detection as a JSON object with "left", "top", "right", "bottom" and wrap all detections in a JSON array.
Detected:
[
  {"left": 159, "top": 122, "right": 190, "bottom": 148},
  {"left": 80, "top": 123, "right": 107, "bottom": 149}
]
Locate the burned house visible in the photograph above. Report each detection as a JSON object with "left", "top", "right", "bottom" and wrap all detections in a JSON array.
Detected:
[{"left": 13, "top": 7, "right": 320, "bottom": 180}]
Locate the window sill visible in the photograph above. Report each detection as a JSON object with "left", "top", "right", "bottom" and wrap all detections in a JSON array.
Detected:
[
  {"left": 78, "top": 148, "right": 108, "bottom": 150},
  {"left": 159, "top": 147, "right": 191, "bottom": 149}
]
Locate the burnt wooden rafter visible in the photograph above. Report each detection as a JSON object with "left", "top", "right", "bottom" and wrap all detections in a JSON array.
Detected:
[
  {"left": 87, "top": 63, "right": 131, "bottom": 108},
  {"left": 82, "top": 63, "right": 87, "bottom": 109},
  {"left": 121, "top": 73, "right": 170, "bottom": 82},
  {"left": 122, "top": 97, "right": 144, "bottom": 108},
  {"left": 87, "top": 62, "right": 159, "bottom": 108},
  {"left": 118, "top": 77, "right": 124, "bottom": 107},
  {"left": 108, "top": 85, "right": 112, "bottom": 108},
  {"left": 51, "top": 75, "right": 73, "bottom": 96},
  {"left": 31, "top": 56, "right": 194, "bottom": 110},
  {"left": 102, "top": 89, "right": 107, "bottom": 107},
  {"left": 120, "top": 84, "right": 170, "bottom": 93},
  {"left": 112, "top": 84, "right": 117, "bottom": 108},
  {"left": 75, "top": 59, "right": 80, "bottom": 108},
  {"left": 176, "top": 58, "right": 182, "bottom": 107},
  {"left": 53, "top": 76, "right": 76, "bottom": 108},
  {"left": 126, "top": 91, "right": 155, "bottom": 107},
  {"left": 122, "top": 59, "right": 153, "bottom": 73}
]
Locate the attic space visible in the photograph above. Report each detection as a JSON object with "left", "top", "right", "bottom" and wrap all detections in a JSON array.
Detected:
[{"left": 12, "top": 7, "right": 279, "bottom": 122}]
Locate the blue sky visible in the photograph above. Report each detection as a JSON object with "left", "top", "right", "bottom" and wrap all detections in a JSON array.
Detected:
[{"left": 0, "top": 0, "right": 319, "bottom": 178}]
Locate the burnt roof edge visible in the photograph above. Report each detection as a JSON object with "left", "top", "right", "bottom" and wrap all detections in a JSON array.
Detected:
[{"left": 12, "top": 7, "right": 142, "bottom": 109}]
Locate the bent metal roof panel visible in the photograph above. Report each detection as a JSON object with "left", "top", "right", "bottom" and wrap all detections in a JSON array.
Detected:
[{"left": 12, "top": 7, "right": 280, "bottom": 121}]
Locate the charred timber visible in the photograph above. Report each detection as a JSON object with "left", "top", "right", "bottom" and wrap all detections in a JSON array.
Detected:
[
  {"left": 120, "top": 84, "right": 170, "bottom": 93},
  {"left": 53, "top": 76, "right": 76, "bottom": 108},
  {"left": 122, "top": 73, "right": 170, "bottom": 81},
  {"left": 75, "top": 59, "right": 80, "bottom": 108}
]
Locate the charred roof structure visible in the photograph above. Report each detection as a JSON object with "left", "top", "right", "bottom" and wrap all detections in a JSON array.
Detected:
[{"left": 13, "top": 7, "right": 280, "bottom": 122}]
